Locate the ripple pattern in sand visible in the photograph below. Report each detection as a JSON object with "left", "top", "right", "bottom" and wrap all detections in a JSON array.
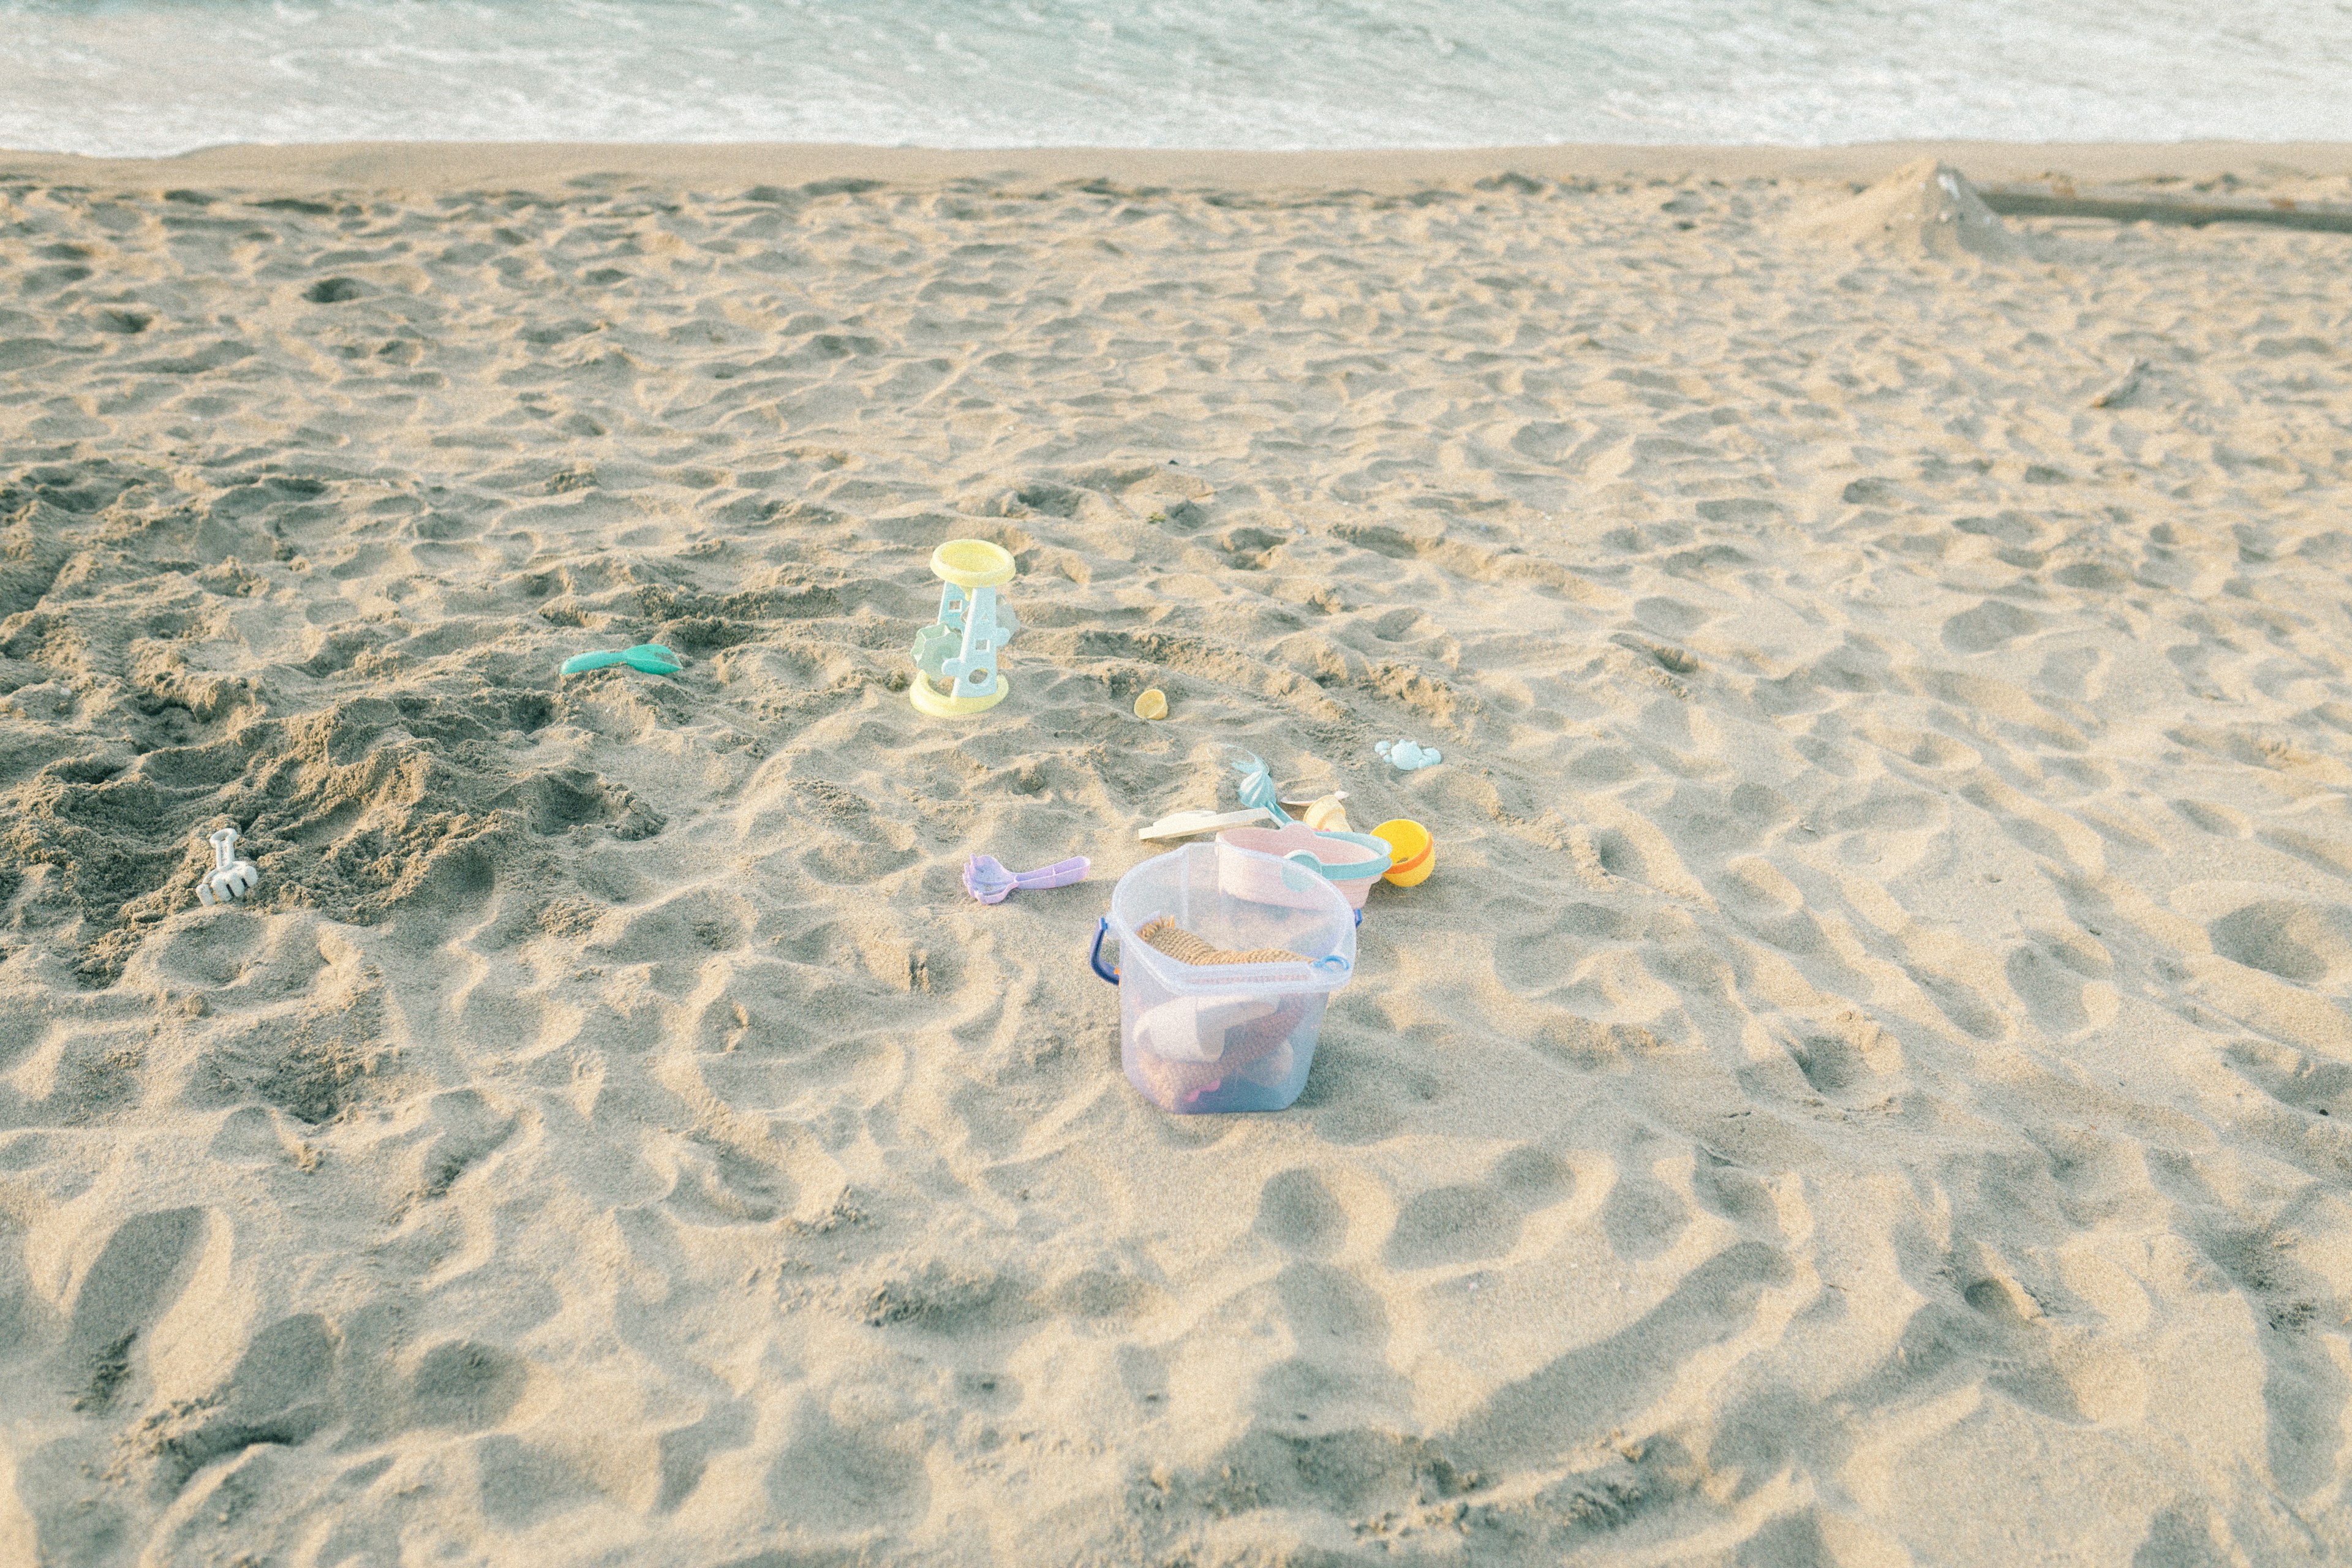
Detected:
[{"left": 0, "top": 163, "right": 2348, "bottom": 1564}]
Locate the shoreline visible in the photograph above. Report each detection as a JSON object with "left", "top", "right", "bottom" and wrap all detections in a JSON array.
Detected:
[{"left": 7, "top": 138, "right": 2352, "bottom": 196}]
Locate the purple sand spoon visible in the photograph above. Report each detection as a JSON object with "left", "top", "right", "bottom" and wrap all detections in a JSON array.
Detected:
[{"left": 963, "top": 854, "right": 1090, "bottom": 905}]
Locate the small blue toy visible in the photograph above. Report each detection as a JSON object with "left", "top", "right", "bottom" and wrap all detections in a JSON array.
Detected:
[
  {"left": 560, "top": 643, "right": 682, "bottom": 677},
  {"left": 1227, "top": 749, "right": 1293, "bottom": 824},
  {"left": 1376, "top": 739, "right": 1442, "bottom": 771}
]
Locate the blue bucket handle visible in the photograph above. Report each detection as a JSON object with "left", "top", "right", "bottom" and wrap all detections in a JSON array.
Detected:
[{"left": 1270, "top": 831, "right": 1391, "bottom": 883}]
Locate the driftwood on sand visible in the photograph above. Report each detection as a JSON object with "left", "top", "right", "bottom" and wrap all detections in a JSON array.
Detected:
[{"left": 1979, "top": 181, "right": 2352, "bottom": 235}]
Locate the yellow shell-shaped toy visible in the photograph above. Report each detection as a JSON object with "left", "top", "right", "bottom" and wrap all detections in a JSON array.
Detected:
[{"left": 1300, "top": 794, "right": 1352, "bottom": 834}]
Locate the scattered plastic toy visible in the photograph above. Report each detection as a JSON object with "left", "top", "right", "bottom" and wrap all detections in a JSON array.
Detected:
[
  {"left": 1227, "top": 750, "right": 1294, "bottom": 824},
  {"left": 1136, "top": 756, "right": 1352, "bottom": 842},
  {"left": 1279, "top": 788, "right": 1345, "bottom": 810},
  {"left": 195, "top": 827, "right": 259, "bottom": 908},
  {"left": 963, "top": 854, "right": 1091, "bottom": 905},
  {"left": 1297, "top": 794, "right": 1353, "bottom": 834},
  {"left": 1133, "top": 687, "right": 1167, "bottom": 720},
  {"left": 911, "top": 539, "right": 1020, "bottom": 718},
  {"left": 560, "top": 643, "right": 682, "bottom": 677},
  {"left": 1091, "top": 842, "right": 1358, "bottom": 1115},
  {"left": 1376, "top": 739, "right": 1442, "bottom": 771},
  {"left": 1372, "top": 819, "right": 1435, "bottom": 887},
  {"left": 1138, "top": 807, "right": 1273, "bottom": 842},
  {"left": 1216, "top": 820, "right": 1392, "bottom": 911}
]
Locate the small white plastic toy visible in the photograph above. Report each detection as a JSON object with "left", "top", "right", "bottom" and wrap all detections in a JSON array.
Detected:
[
  {"left": 1376, "top": 739, "right": 1442, "bottom": 771},
  {"left": 195, "top": 827, "right": 259, "bottom": 908},
  {"left": 1137, "top": 807, "right": 1275, "bottom": 842}
]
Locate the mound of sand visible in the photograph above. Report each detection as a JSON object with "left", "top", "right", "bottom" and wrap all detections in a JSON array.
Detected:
[{"left": 1802, "top": 156, "right": 2022, "bottom": 258}]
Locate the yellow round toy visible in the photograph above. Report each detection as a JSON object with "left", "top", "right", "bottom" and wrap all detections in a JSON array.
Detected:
[
  {"left": 1300, "top": 794, "right": 1352, "bottom": 834},
  {"left": 1372, "top": 819, "right": 1434, "bottom": 887},
  {"left": 909, "top": 539, "right": 1019, "bottom": 718}
]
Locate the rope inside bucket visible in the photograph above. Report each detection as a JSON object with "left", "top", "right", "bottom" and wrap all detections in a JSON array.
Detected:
[{"left": 1136, "top": 916, "right": 1303, "bottom": 968}]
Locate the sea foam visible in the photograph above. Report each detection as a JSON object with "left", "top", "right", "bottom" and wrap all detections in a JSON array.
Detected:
[{"left": 2, "top": 0, "right": 2346, "bottom": 157}]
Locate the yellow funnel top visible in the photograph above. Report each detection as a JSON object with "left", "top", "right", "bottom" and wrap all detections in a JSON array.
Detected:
[{"left": 931, "top": 538, "right": 1016, "bottom": 589}]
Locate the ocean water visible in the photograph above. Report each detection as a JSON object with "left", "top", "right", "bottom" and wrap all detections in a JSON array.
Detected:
[{"left": 4, "top": 0, "right": 2348, "bottom": 158}]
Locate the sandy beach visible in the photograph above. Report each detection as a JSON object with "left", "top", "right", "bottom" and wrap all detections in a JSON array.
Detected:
[{"left": 2, "top": 140, "right": 2350, "bottom": 1566}]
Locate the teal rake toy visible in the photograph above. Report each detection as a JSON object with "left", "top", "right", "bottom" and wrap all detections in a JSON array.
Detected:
[{"left": 559, "top": 644, "right": 683, "bottom": 677}]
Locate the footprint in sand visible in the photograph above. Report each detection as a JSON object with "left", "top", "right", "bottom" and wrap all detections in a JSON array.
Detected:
[{"left": 1383, "top": 1149, "right": 1575, "bottom": 1270}]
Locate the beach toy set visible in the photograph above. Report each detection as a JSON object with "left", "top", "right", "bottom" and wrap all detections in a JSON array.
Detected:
[
  {"left": 1212, "top": 750, "right": 1396, "bottom": 910},
  {"left": 1090, "top": 842, "right": 1357, "bottom": 1114},
  {"left": 895, "top": 532, "right": 1439, "bottom": 1115},
  {"left": 1128, "top": 751, "right": 1436, "bottom": 910},
  {"left": 1078, "top": 748, "right": 1440, "bottom": 1114}
]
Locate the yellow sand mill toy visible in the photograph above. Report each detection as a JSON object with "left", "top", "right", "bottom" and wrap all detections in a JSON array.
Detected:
[{"left": 909, "top": 538, "right": 1019, "bottom": 718}]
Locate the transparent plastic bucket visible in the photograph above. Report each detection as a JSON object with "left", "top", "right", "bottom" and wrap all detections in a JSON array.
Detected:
[{"left": 1090, "top": 842, "right": 1356, "bottom": 1113}]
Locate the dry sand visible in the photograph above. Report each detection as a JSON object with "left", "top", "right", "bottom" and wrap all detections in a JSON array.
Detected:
[{"left": 1, "top": 141, "right": 2350, "bottom": 1566}]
